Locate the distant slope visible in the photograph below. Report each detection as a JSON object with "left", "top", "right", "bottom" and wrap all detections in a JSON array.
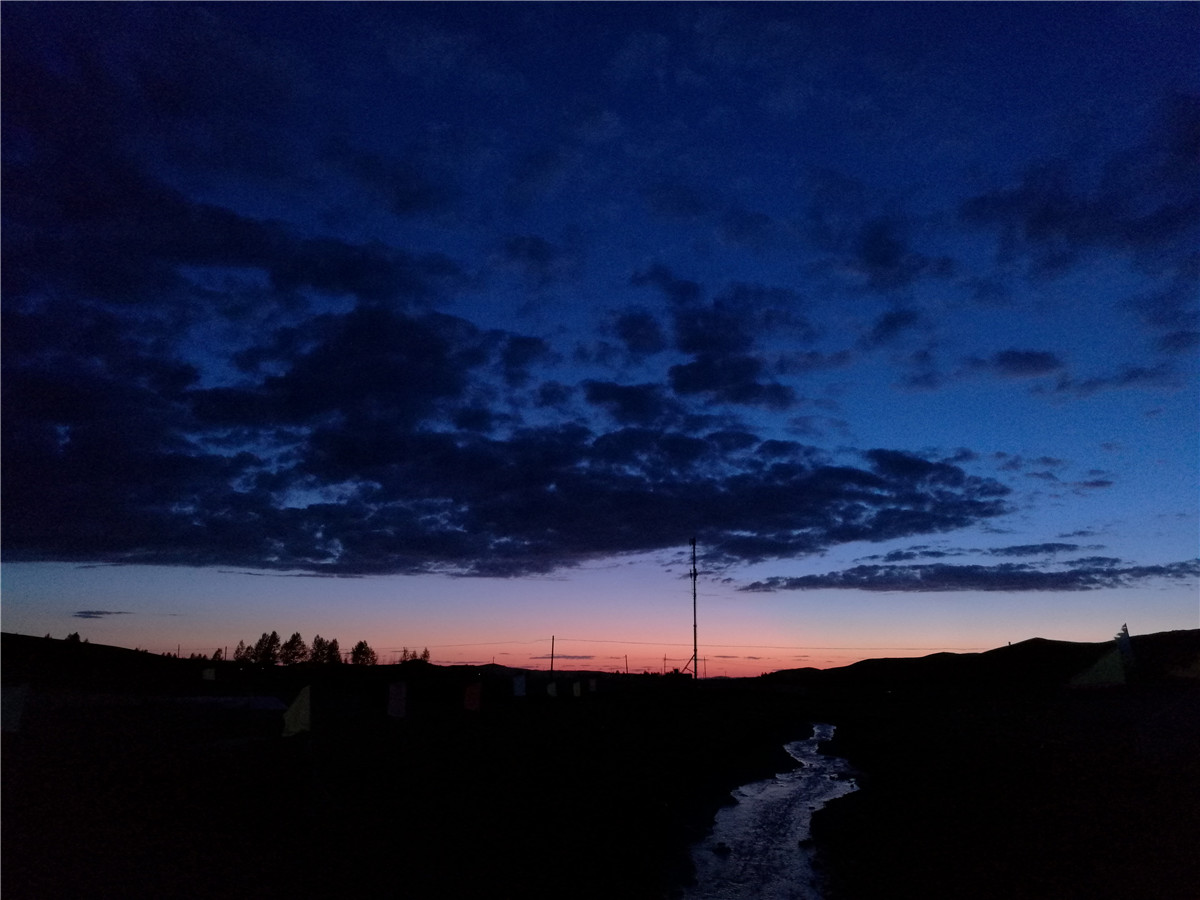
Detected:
[
  {"left": 1, "top": 632, "right": 188, "bottom": 689},
  {"left": 764, "top": 629, "right": 1200, "bottom": 691}
]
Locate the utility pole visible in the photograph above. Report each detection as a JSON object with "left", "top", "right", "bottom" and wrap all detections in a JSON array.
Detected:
[
  {"left": 550, "top": 635, "right": 555, "bottom": 674},
  {"left": 691, "top": 537, "right": 699, "bottom": 680},
  {"left": 625, "top": 654, "right": 629, "bottom": 675}
]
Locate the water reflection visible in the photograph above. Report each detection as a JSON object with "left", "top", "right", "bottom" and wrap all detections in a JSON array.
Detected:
[{"left": 684, "top": 723, "right": 857, "bottom": 900}]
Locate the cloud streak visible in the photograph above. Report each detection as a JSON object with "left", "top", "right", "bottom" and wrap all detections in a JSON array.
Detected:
[{"left": 741, "top": 560, "right": 1200, "bottom": 593}]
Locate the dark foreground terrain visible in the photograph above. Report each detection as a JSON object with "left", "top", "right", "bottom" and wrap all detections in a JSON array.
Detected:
[
  {"left": 3, "top": 629, "right": 1198, "bottom": 899},
  {"left": 1, "top": 635, "right": 805, "bottom": 900},
  {"left": 797, "top": 630, "right": 1200, "bottom": 900}
]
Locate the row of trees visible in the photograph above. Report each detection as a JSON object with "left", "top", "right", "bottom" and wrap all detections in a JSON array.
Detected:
[{"left": 225, "top": 631, "right": 429, "bottom": 667}]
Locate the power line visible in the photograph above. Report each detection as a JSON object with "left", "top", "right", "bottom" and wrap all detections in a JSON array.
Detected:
[
  {"left": 151, "top": 637, "right": 989, "bottom": 655},
  {"left": 398, "top": 639, "right": 550, "bottom": 649},
  {"left": 554, "top": 638, "right": 988, "bottom": 651},
  {"left": 441, "top": 636, "right": 992, "bottom": 653},
  {"left": 691, "top": 537, "right": 698, "bottom": 679}
]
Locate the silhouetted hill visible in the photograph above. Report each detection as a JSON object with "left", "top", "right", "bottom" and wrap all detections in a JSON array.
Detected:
[
  {"left": 806, "top": 629, "right": 1200, "bottom": 900},
  {"left": 766, "top": 628, "right": 1200, "bottom": 692},
  {"left": 2, "top": 631, "right": 187, "bottom": 687}
]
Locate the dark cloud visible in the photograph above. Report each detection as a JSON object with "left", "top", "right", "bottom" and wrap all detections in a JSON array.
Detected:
[
  {"left": 742, "top": 559, "right": 1199, "bottom": 593},
  {"left": 583, "top": 381, "right": 680, "bottom": 427},
  {"left": 1033, "top": 456, "right": 1067, "bottom": 468},
  {"left": 988, "top": 542, "right": 1082, "bottom": 557},
  {"left": 1050, "top": 363, "right": 1177, "bottom": 396},
  {"left": 712, "top": 283, "right": 819, "bottom": 343},
  {"left": 988, "top": 350, "right": 1065, "bottom": 378},
  {"left": 270, "top": 238, "right": 464, "bottom": 305},
  {"left": 861, "top": 540, "right": 1105, "bottom": 564},
  {"left": 613, "top": 309, "right": 669, "bottom": 357},
  {"left": 1026, "top": 471, "right": 1061, "bottom": 483},
  {"left": 3, "top": 365, "right": 1013, "bottom": 575},
  {"left": 535, "top": 381, "right": 574, "bottom": 408},
  {"left": 1068, "top": 556, "right": 1123, "bottom": 568},
  {"left": 671, "top": 306, "right": 753, "bottom": 356},
  {"left": 190, "top": 307, "right": 485, "bottom": 428},
  {"left": 863, "top": 308, "right": 922, "bottom": 347},
  {"left": 630, "top": 275, "right": 809, "bottom": 409},
  {"left": 643, "top": 182, "right": 710, "bottom": 220},
  {"left": 327, "top": 143, "right": 459, "bottom": 217},
  {"left": 898, "top": 347, "right": 943, "bottom": 390},
  {"left": 863, "top": 449, "right": 971, "bottom": 488},
  {"left": 944, "top": 449, "right": 981, "bottom": 464},
  {"left": 497, "top": 235, "right": 582, "bottom": 288},
  {"left": 505, "top": 146, "right": 571, "bottom": 208},
  {"left": 501, "top": 335, "right": 552, "bottom": 387},
  {"left": 630, "top": 264, "right": 702, "bottom": 307},
  {"left": 960, "top": 93, "right": 1200, "bottom": 283},
  {"left": 453, "top": 406, "right": 499, "bottom": 433},
  {"left": 776, "top": 350, "right": 854, "bottom": 374},
  {"left": 2, "top": 3, "right": 311, "bottom": 182},
  {"left": 4, "top": 9, "right": 482, "bottom": 314},
  {"left": 855, "top": 219, "right": 935, "bottom": 291},
  {"left": 1129, "top": 269, "right": 1200, "bottom": 346},
  {"left": 802, "top": 177, "right": 955, "bottom": 295},
  {"left": 857, "top": 547, "right": 963, "bottom": 563},
  {"left": 3, "top": 134, "right": 463, "bottom": 310},
  {"left": 73, "top": 610, "right": 133, "bottom": 619},
  {"left": 1158, "top": 330, "right": 1200, "bottom": 354},
  {"left": 669, "top": 355, "right": 795, "bottom": 409},
  {"left": 718, "top": 208, "right": 777, "bottom": 250}
]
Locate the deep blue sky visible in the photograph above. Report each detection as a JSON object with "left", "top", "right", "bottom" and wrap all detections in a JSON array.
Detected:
[{"left": 2, "top": 3, "right": 1197, "bottom": 670}]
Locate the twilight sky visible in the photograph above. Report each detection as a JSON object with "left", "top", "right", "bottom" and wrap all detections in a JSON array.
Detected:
[{"left": 3, "top": 3, "right": 1197, "bottom": 674}]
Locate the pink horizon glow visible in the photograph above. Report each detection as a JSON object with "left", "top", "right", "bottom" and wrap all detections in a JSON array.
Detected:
[{"left": 7, "top": 561, "right": 1191, "bottom": 677}]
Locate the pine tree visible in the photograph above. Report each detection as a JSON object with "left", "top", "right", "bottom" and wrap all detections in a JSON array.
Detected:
[
  {"left": 350, "top": 640, "right": 378, "bottom": 665},
  {"left": 310, "top": 634, "right": 328, "bottom": 664},
  {"left": 309, "top": 634, "right": 342, "bottom": 664},
  {"left": 280, "top": 632, "right": 308, "bottom": 665},
  {"left": 253, "top": 631, "right": 282, "bottom": 666}
]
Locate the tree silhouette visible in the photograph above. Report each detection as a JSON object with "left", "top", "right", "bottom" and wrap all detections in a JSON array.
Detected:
[
  {"left": 280, "top": 632, "right": 308, "bottom": 665},
  {"left": 350, "top": 640, "right": 378, "bottom": 665},
  {"left": 233, "top": 640, "right": 251, "bottom": 661},
  {"left": 309, "top": 634, "right": 342, "bottom": 664},
  {"left": 253, "top": 631, "right": 282, "bottom": 666},
  {"left": 310, "top": 634, "right": 329, "bottom": 663}
]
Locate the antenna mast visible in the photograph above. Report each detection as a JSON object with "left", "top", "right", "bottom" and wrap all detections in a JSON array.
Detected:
[{"left": 691, "top": 537, "right": 698, "bottom": 680}]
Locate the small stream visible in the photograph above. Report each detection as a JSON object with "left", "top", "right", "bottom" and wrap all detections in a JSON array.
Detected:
[{"left": 682, "top": 723, "right": 857, "bottom": 900}]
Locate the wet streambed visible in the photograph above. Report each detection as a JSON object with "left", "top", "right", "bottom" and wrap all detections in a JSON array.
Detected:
[{"left": 682, "top": 723, "right": 857, "bottom": 900}]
